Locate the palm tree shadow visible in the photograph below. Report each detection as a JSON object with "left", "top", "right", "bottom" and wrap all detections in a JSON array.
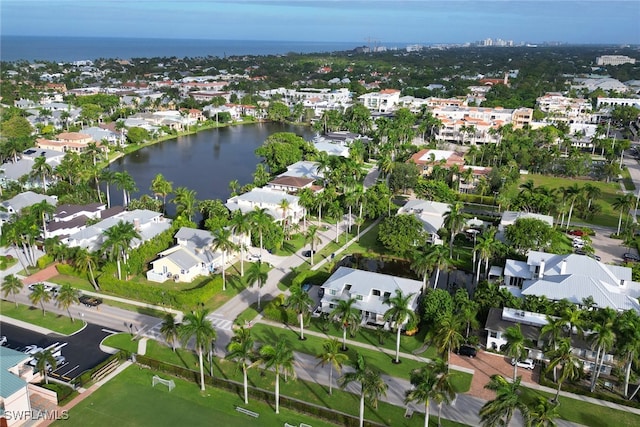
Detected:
[
  {"left": 227, "top": 274, "right": 245, "bottom": 291},
  {"left": 280, "top": 241, "right": 296, "bottom": 254}
]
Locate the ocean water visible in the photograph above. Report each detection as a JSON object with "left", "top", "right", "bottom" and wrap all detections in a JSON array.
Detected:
[{"left": 0, "top": 36, "right": 361, "bottom": 62}]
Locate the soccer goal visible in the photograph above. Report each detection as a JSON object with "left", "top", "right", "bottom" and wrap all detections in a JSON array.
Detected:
[{"left": 152, "top": 375, "right": 175, "bottom": 392}]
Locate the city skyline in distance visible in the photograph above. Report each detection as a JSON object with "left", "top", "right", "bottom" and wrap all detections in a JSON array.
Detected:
[{"left": 1, "top": 0, "right": 639, "bottom": 46}]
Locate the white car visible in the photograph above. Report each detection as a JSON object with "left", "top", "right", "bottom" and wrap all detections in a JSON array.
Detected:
[
  {"left": 0, "top": 336, "right": 7, "bottom": 346},
  {"left": 23, "top": 345, "right": 44, "bottom": 355},
  {"left": 511, "top": 358, "right": 535, "bottom": 370}
]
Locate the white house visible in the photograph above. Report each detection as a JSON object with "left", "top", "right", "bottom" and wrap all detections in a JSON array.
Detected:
[
  {"left": 0, "top": 347, "right": 33, "bottom": 427},
  {"left": 497, "top": 211, "right": 554, "bottom": 242},
  {"left": 225, "top": 188, "right": 303, "bottom": 224},
  {"left": 502, "top": 251, "right": 640, "bottom": 313},
  {"left": 358, "top": 89, "right": 401, "bottom": 113},
  {"left": 396, "top": 199, "right": 450, "bottom": 244},
  {"left": 1, "top": 192, "right": 58, "bottom": 215},
  {"left": 146, "top": 226, "right": 249, "bottom": 283},
  {"left": 319, "top": 267, "right": 422, "bottom": 327}
]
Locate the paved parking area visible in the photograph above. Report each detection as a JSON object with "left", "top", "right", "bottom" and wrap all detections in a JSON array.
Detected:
[
  {"left": 0, "top": 322, "right": 115, "bottom": 382},
  {"left": 576, "top": 228, "right": 636, "bottom": 265}
]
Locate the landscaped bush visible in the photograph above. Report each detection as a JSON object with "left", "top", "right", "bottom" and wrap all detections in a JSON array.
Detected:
[
  {"left": 262, "top": 294, "right": 296, "bottom": 325},
  {"left": 40, "top": 382, "right": 77, "bottom": 405},
  {"left": 458, "top": 193, "right": 496, "bottom": 206},
  {"left": 56, "top": 263, "right": 80, "bottom": 276},
  {"left": 291, "top": 270, "right": 331, "bottom": 289},
  {"left": 37, "top": 254, "right": 54, "bottom": 269}
]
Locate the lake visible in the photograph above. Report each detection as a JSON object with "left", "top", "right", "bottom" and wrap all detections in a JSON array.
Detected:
[{"left": 107, "top": 122, "right": 315, "bottom": 215}]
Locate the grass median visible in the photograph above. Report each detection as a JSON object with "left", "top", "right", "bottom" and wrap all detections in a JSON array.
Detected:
[{"left": 0, "top": 300, "right": 85, "bottom": 335}]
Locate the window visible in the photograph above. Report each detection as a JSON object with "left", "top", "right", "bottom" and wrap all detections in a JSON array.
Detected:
[
  {"left": 372, "top": 289, "right": 381, "bottom": 297},
  {"left": 345, "top": 284, "right": 352, "bottom": 291},
  {"left": 330, "top": 290, "right": 337, "bottom": 296},
  {"left": 489, "top": 331, "right": 498, "bottom": 338},
  {"left": 383, "top": 292, "right": 391, "bottom": 298},
  {"left": 356, "top": 295, "right": 363, "bottom": 301}
]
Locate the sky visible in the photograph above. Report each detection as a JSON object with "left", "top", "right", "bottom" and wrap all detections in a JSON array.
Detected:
[{"left": 1, "top": 0, "right": 639, "bottom": 45}]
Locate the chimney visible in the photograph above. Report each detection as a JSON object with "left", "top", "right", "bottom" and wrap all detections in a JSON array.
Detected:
[
  {"left": 560, "top": 259, "right": 567, "bottom": 275},
  {"left": 504, "top": 73, "right": 509, "bottom": 85},
  {"left": 538, "top": 259, "right": 545, "bottom": 279},
  {"left": 133, "top": 218, "right": 140, "bottom": 231}
]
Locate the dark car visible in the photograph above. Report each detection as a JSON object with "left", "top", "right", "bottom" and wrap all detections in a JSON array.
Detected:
[
  {"left": 301, "top": 283, "right": 312, "bottom": 293},
  {"left": 623, "top": 253, "right": 640, "bottom": 263},
  {"left": 79, "top": 295, "right": 103, "bottom": 307},
  {"left": 318, "top": 287, "right": 325, "bottom": 298},
  {"left": 302, "top": 250, "right": 316, "bottom": 258},
  {"left": 456, "top": 345, "right": 477, "bottom": 358}
]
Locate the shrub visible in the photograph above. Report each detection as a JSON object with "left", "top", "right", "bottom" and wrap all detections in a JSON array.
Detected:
[
  {"left": 262, "top": 294, "right": 296, "bottom": 324},
  {"left": 37, "top": 254, "right": 54, "bottom": 269},
  {"left": 291, "top": 270, "right": 330, "bottom": 289}
]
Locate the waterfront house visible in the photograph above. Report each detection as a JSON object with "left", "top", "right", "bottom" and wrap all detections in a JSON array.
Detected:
[
  {"left": 225, "top": 188, "right": 303, "bottom": 225},
  {"left": 396, "top": 199, "right": 450, "bottom": 245}
]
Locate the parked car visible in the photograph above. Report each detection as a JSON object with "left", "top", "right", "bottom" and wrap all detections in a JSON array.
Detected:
[
  {"left": 317, "top": 287, "right": 325, "bottom": 298},
  {"left": 456, "top": 345, "right": 477, "bottom": 358},
  {"left": 23, "top": 345, "right": 43, "bottom": 355},
  {"left": 511, "top": 358, "right": 535, "bottom": 370},
  {"left": 568, "top": 229, "right": 585, "bottom": 236},
  {"left": 0, "top": 336, "right": 7, "bottom": 346},
  {"left": 572, "top": 241, "right": 585, "bottom": 249},
  {"left": 301, "top": 283, "right": 312, "bottom": 293},
  {"left": 302, "top": 250, "right": 316, "bottom": 258},
  {"left": 574, "top": 249, "right": 587, "bottom": 256},
  {"left": 624, "top": 253, "right": 640, "bottom": 263}
]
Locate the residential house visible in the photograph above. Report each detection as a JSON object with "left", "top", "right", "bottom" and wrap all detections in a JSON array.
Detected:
[
  {"left": 502, "top": 251, "right": 640, "bottom": 313},
  {"left": 279, "top": 161, "right": 324, "bottom": 181},
  {"left": 397, "top": 199, "right": 450, "bottom": 245},
  {"left": 266, "top": 176, "right": 315, "bottom": 193},
  {"left": 146, "top": 226, "right": 249, "bottom": 283},
  {"left": 409, "top": 149, "right": 465, "bottom": 175},
  {"left": 319, "top": 267, "right": 422, "bottom": 326},
  {"left": 0, "top": 347, "right": 34, "bottom": 427},
  {"left": 358, "top": 89, "right": 401, "bottom": 113},
  {"left": 0, "top": 149, "right": 65, "bottom": 190},
  {"left": 36, "top": 132, "right": 95, "bottom": 153},
  {"left": 225, "top": 188, "right": 303, "bottom": 224},
  {"left": 1, "top": 192, "right": 58, "bottom": 215},
  {"left": 485, "top": 307, "right": 617, "bottom": 375},
  {"left": 536, "top": 92, "right": 593, "bottom": 124},
  {"left": 45, "top": 203, "right": 124, "bottom": 239}
]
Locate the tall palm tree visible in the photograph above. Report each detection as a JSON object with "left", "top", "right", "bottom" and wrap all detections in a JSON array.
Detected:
[
  {"left": 255, "top": 340, "right": 296, "bottom": 414},
  {"left": 613, "top": 193, "right": 634, "bottom": 235},
  {"left": 560, "top": 305, "right": 585, "bottom": 340},
  {"left": 443, "top": 202, "right": 466, "bottom": 257},
  {"left": 245, "top": 260, "right": 268, "bottom": 310},
  {"left": 226, "top": 327, "right": 255, "bottom": 405},
  {"left": 150, "top": 173, "right": 173, "bottom": 215},
  {"left": 102, "top": 220, "right": 140, "bottom": 280},
  {"left": 2, "top": 274, "right": 23, "bottom": 307},
  {"left": 179, "top": 308, "right": 217, "bottom": 391},
  {"left": 583, "top": 183, "right": 601, "bottom": 210},
  {"left": 113, "top": 171, "right": 137, "bottom": 206},
  {"left": 528, "top": 396, "right": 560, "bottom": 427},
  {"left": 425, "top": 244, "right": 451, "bottom": 289},
  {"left": 173, "top": 186, "right": 198, "bottom": 221},
  {"left": 480, "top": 375, "right": 529, "bottom": 427},
  {"left": 316, "top": 338, "right": 348, "bottom": 396},
  {"left": 29, "top": 200, "right": 56, "bottom": 237},
  {"left": 503, "top": 324, "right": 529, "bottom": 380},
  {"left": 160, "top": 313, "right": 180, "bottom": 351},
  {"left": 211, "top": 227, "right": 237, "bottom": 291},
  {"left": 431, "top": 312, "right": 464, "bottom": 367},
  {"left": 615, "top": 310, "right": 640, "bottom": 397},
  {"left": 72, "top": 247, "right": 100, "bottom": 290},
  {"left": 330, "top": 297, "right": 361, "bottom": 351},
  {"left": 339, "top": 353, "right": 388, "bottom": 427},
  {"left": 101, "top": 169, "right": 116, "bottom": 208},
  {"left": 546, "top": 338, "right": 583, "bottom": 402},
  {"left": 249, "top": 207, "right": 272, "bottom": 257},
  {"left": 560, "top": 184, "right": 583, "bottom": 229},
  {"left": 405, "top": 359, "right": 455, "bottom": 427},
  {"left": 29, "top": 283, "right": 51, "bottom": 316},
  {"left": 383, "top": 289, "right": 417, "bottom": 364},
  {"left": 286, "top": 284, "right": 314, "bottom": 340},
  {"left": 589, "top": 310, "right": 616, "bottom": 392},
  {"left": 410, "top": 249, "right": 431, "bottom": 291},
  {"left": 540, "top": 315, "right": 567, "bottom": 381},
  {"left": 55, "top": 284, "right": 80, "bottom": 322},
  {"left": 230, "top": 210, "right": 251, "bottom": 276},
  {"left": 304, "top": 225, "right": 322, "bottom": 266},
  {"left": 278, "top": 198, "right": 291, "bottom": 236},
  {"left": 31, "top": 156, "right": 53, "bottom": 192},
  {"left": 34, "top": 350, "right": 57, "bottom": 384}
]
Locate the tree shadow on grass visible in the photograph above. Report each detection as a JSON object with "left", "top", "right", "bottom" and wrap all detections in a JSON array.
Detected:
[{"left": 226, "top": 274, "right": 246, "bottom": 292}]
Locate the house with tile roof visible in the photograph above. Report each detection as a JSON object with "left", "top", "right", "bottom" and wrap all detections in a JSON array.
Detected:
[
  {"left": 502, "top": 250, "right": 640, "bottom": 313},
  {"left": 319, "top": 267, "right": 422, "bottom": 326},
  {"left": 409, "top": 149, "right": 465, "bottom": 175}
]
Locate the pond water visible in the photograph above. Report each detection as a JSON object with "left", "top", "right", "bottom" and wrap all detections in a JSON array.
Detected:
[{"left": 336, "top": 254, "right": 419, "bottom": 280}]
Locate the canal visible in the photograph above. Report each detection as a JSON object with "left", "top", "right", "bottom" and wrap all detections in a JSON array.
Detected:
[{"left": 107, "top": 122, "right": 315, "bottom": 214}]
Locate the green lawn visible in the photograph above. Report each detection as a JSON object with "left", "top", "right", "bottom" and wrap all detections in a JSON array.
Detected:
[
  {"left": 0, "top": 255, "right": 18, "bottom": 270},
  {"left": 0, "top": 300, "right": 85, "bottom": 335},
  {"left": 521, "top": 174, "right": 624, "bottom": 228},
  {"left": 519, "top": 386, "right": 639, "bottom": 427}
]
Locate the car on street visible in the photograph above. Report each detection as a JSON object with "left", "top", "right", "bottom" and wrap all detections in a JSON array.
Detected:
[
  {"left": 511, "top": 358, "right": 535, "bottom": 370},
  {"left": 456, "top": 345, "right": 477, "bottom": 358},
  {"left": 79, "top": 295, "right": 103, "bottom": 307},
  {"left": 623, "top": 253, "right": 640, "bottom": 263},
  {"left": 302, "top": 250, "right": 316, "bottom": 258}
]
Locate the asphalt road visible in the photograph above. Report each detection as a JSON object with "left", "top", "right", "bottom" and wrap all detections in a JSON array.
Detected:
[{"left": 1, "top": 321, "right": 114, "bottom": 382}]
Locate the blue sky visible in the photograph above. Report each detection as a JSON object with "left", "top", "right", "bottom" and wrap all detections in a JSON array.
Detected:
[{"left": 2, "top": 0, "right": 638, "bottom": 44}]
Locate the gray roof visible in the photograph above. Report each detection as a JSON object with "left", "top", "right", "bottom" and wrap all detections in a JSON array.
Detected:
[
  {"left": 500, "top": 211, "right": 554, "bottom": 227},
  {"left": 175, "top": 227, "right": 214, "bottom": 247},
  {"left": 55, "top": 203, "right": 104, "bottom": 218},
  {"left": 1, "top": 192, "right": 57, "bottom": 213},
  {"left": 281, "top": 161, "right": 323, "bottom": 180},
  {"left": 398, "top": 199, "right": 449, "bottom": 235},
  {"left": 0, "top": 347, "right": 29, "bottom": 398},
  {"left": 321, "top": 267, "right": 422, "bottom": 316}
]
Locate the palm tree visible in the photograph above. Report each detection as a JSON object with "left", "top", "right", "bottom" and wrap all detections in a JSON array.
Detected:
[
  {"left": 179, "top": 308, "right": 216, "bottom": 391},
  {"left": 528, "top": 396, "right": 560, "bottom": 427},
  {"left": 411, "top": 249, "right": 431, "bottom": 291},
  {"left": 613, "top": 193, "right": 634, "bottom": 235},
  {"left": 173, "top": 186, "right": 198, "bottom": 221},
  {"left": 34, "top": 349, "right": 57, "bottom": 384},
  {"left": 2, "top": 274, "right": 23, "bottom": 307},
  {"left": 72, "top": 248, "right": 100, "bottom": 290},
  {"left": 540, "top": 315, "right": 567, "bottom": 381},
  {"left": 245, "top": 260, "right": 268, "bottom": 310},
  {"left": 230, "top": 210, "right": 251, "bottom": 276},
  {"left": 589, "top": 310, "right": 616, "bottom": 392},
  {"left": 616, "top": 310, "right": 640, "bottom": 397},
  {"left": 304, "top": 225, "right": 322, "bottom": 266},
  {"left": 55, "top": 284, "right": 80, "bottom": 322},
  {"left": 316, "top": 338, "right": 348, "bottom": 396},
  {"left": 339, "top": 353, "right": 388, "bottom": 427},
  {"left": 383, "top": 289, "right": 417, "bottom": 364},
  {"left": 480, "top": 374, "right": 529, "bottom": 427},
  {"left": 29, "top": 283, "right": 51, "bottom": 316},
  {"left": 431, "top": 312, "right": 464, "bottom": 368},
  {"left": 228, "top": 179, "right": 240, "bottom": 197},
  {"left": 226, "top": 327, "right": 255, "bottom": 405},
  {"left": 404, "top": 359, "right": 455, "bottom": 427},
  {"left": 286, "top": 284, "right": 314, "bottom": 340},
  {"left": 561, "top": 305, "right": 585, "bottom": 340},
  {"left": 278, "top": 198, "right": 291, "bottom": 236},
  {"left": 150, "top": 173, "right": 173, "bottom": 215},
  {"left": 31, "top": 156, "right": 54, "bottom": 192},
  {"left": 583, "top": 183, "right": 601, "bottom": 210},
  {"left": 546, "top": 338, "right": 583, "bottom": 402},
  {"left": 160, "top": 313, "right": 180, "bottom": 351},
  {"left": 256, "top": 340, "right": 296, "bottom": 414},
  {"left": 29, "top": 200, "right": 56, "bottom": 237},
  {"left": 102, "top": 220, "right": 140, "bottom": 280},
  {"left": 249, "top": 207, "right": 272, "bottom": 257},
  {"left": 330, "top": 297, "right": 361, "bottom": 351},
  {"left": 101, "top": 169, "right": 116, "bottom": 208},
  {"left": 503, "top": 324, "right": 529, "bottom": 380},
  {"left": 113, "top": 171, "right": 137, "bottom": 206},
  {"left": 443, "top": 202, "right": 466, "bottom": 257},
  {"left": 425, "top": 244, "right": 451, "bottom": 289},
  {"left": 211, "top": 228, "right": 237, "bottom": 291},
  {"left": 560, "top": 184, "right": 583, "bottom": 229}
]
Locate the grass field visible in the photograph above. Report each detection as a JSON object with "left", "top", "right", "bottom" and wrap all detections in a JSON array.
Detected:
[
  {"left": 521, "top": 174, "right": 625, "bottom": 228},
  {"left": 0, "top": 300, "right": 85, "bottom": 335}
]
